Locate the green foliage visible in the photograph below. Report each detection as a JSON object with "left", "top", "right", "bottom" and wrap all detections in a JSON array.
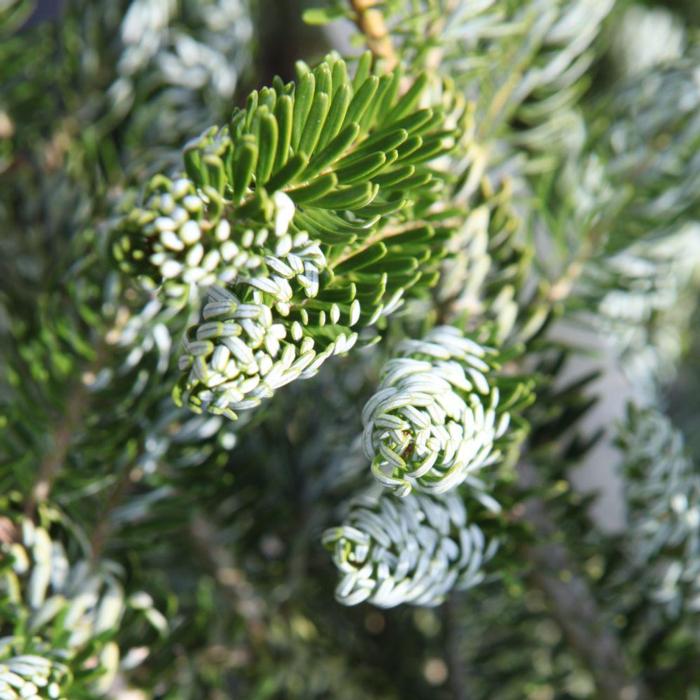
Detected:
[
  {"left": 110, "top": 52, "right": 459, "bottom": 421},
  {"left": 3, "top": 0, "right": 700, "bottom": 698},
  {"left": 323, "top": 489, "right": 497, "bottom": 607},
  {"left": 0, "top": 507, "right": 164, "bottom": 698},
  {"left": 437, "top": 179, "right": 534, "bottom": 343},
  {"left": 361, "top": 325, "right": 533, "bottom": 496},
  {"left": 617, "top": 407, "right": 700, "bottom": 615},
  {"left": 111, "top": 52, "right": 454, "bottom": 302},
  {"left": 593, "top": 51, "right": 700, "bottom": 249}
]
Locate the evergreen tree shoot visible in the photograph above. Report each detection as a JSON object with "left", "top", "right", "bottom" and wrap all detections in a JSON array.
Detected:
[{"left": 2, "top": 0, "right": 700, "bottom": 697}]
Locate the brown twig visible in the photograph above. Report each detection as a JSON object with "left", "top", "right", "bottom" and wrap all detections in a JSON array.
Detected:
[
  {"left": 0, "top": 516, "right": 19, "bottom": 544},
  {"left": 517, "top": 460, "right": 651, "bottom": 700},
  {"left": 24, "top": 379, "right": 90, "bottom": 518},
  {"left": 349, "top": 0, "right": 398, "bottom": 71},
  {"left": 23, "top": 331, "right": 118, "bottom": 520},
  {"left": 443, "top": 591, "right": 470, "bottom": 700},
  {"left": 89, "top": 460, "right": 137, "bottom": 560},
  {"left": 329, "top": 216, "right": 459, "bottom": 269}
]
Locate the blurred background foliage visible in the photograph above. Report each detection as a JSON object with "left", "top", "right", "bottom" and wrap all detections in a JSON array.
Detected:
[{"left": 2, "top": 0, "right": 700, "bottom": 698}]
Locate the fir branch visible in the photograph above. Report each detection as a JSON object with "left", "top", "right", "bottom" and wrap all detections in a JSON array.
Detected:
[
  {"left": 0, "top": 515, "right": 151, "bottom": 698},
  {"left": 323, "top": 488, "right": 497, "bottom": 607},
  {"left": 6, "top": 3, "right": 700, "bottom": 696},
  {"left": 360, "top": 325, "right": 530, "bottom": 496}
]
